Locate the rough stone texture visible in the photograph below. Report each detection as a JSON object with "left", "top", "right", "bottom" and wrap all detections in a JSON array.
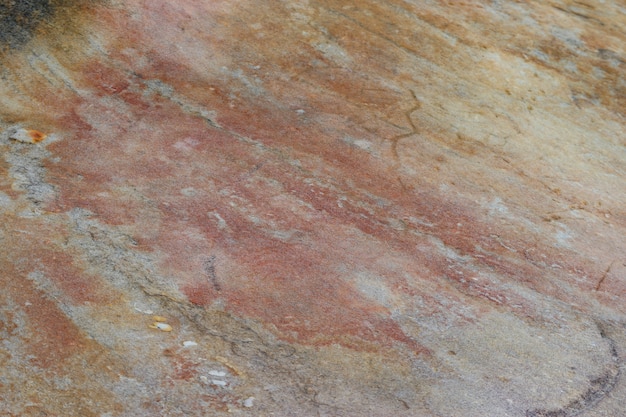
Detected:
[{"left": 0, "top": 0, "right": 625, "bottom": 416}]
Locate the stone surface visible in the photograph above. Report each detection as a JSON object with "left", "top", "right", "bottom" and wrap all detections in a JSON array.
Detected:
[{"left": 0, "top": 0, "right": 625, "bottom": 416}]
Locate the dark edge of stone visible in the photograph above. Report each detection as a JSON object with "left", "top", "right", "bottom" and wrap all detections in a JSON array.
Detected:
[
  {"left": 526, "top": 321, "right": 622, "bottom": 417},
  {"left": 0, "top": 0, "right": 101, "bottom": 53}
]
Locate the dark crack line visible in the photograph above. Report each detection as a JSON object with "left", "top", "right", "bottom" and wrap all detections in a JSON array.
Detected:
[
  {"left": 390, "top": 89, "right": 421, "bottom": 162},
  {"left": 594, "top": 261, "right": 615, "bottom": 291}
]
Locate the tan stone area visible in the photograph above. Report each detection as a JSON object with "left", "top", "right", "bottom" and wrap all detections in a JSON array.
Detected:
[{"left": 0, "top": 0, "right": 624, "bottom": 415}]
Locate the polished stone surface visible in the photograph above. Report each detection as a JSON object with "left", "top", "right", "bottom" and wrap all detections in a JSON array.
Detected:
[{"left": 0, "top": 0, "right": 625, "bottom": 415}]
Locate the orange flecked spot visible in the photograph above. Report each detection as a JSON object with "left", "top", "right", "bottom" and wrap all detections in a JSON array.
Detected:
[
  {"left": 28, "top": 130, "right": 47, "bottom": 143},
  {"left": 9, "top": 128, "right": 48, "bottom": 143}
]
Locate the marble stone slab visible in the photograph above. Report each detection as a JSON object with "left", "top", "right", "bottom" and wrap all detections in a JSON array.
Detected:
[{"left": 0, "top": 1, "right": 625, "bottom": 415}]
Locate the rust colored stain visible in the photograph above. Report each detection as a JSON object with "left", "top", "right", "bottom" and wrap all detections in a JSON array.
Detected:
[{"left": 29, "top": 129, "right": 46, "bottom": 142}]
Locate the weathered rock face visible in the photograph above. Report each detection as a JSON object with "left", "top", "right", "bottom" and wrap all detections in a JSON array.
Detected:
[{"left": 0, "top": 0, "right": 624, "bottom": 415}]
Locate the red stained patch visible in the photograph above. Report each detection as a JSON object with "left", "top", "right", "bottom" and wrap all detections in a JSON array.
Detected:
[
  {"left": 0, "top": 227, "right": 114, "bottom": 372},
  {"left": 164, "top": 349, "right": 200, "bottom": 381},
  {"left": 182, "top": 282, "right": 214, "bottom": 306},
  {"left": 36, "top": 251, "right": 115, "bottom": 305},
  {"left": 25, "top": 298, "right": 87, "bottom": 370},
  {"left": 213, "top": 242, "right": 430, "bottom": 354},
  {"left": 0, "top": 261, "right": 88, "bottom": 370},
  {"left": 81, "top": 61, "right": 131, "bottom": 96}
]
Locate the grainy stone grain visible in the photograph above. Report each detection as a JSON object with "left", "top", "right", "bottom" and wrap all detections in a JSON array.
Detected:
[{"left": 0, "top": 0, "right": 625, "bottom": 415}]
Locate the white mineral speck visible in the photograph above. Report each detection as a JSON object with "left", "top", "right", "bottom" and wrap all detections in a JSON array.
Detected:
[
  {"left": 211, "top": 379, "right": 227, "bottom": 387},
  {"left": 209, "top": 370, "right": 227, "bottom": 377}
]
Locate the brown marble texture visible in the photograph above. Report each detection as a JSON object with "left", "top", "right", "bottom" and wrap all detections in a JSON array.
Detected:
[{"left": 0, "top": 0, "right": 625, "bottom": 416}]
